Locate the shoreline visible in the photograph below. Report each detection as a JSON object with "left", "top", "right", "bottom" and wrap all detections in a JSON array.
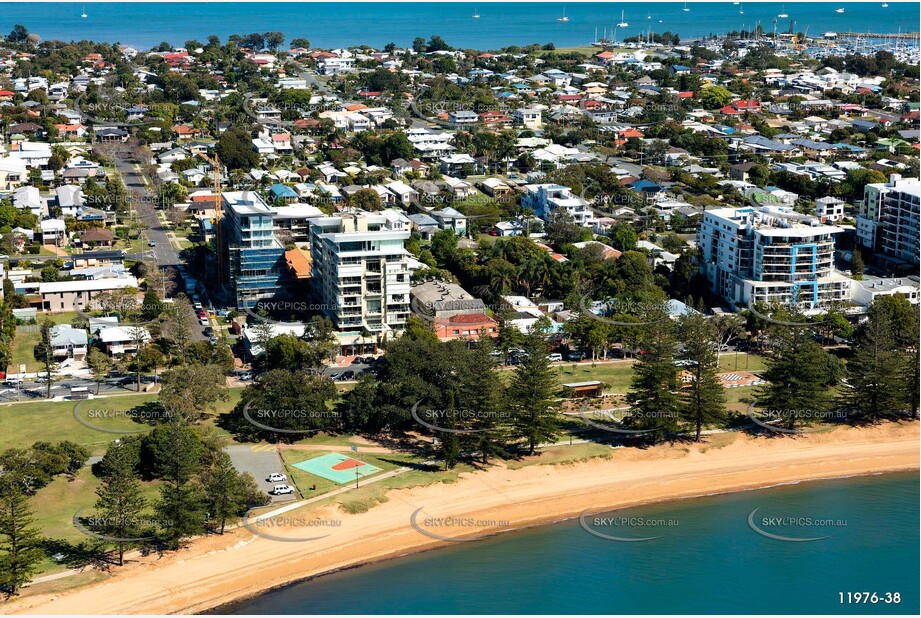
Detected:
[
  {"left": 211, "top": 468, "right": 915, "bottom": 615},
  {"left": 5, "top": 422, "right": 919, "bottom": 615}
]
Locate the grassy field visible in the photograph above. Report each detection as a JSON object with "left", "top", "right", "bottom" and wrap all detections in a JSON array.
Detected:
[
  {"left": 1, "top": 389, "right": 242, "bottom": 455},
  {"left": 28, "top": 465, "right": 163, "bottom": 575}
]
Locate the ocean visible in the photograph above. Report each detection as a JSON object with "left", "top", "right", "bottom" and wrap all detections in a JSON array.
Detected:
[
  {"left": 223, "top": 472, "right": 919, "bottom": 615},
  {"left": 0, "top": 2, "right": 918, "bottom": 51}
]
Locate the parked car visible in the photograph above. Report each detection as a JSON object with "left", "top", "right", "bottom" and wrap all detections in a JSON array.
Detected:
[
  {"left": 4, "top": 377, "right": 23, "bottom": 387},
  {"left": 567, "top": 351, "right": 587, "bottom": 361},
  {"left": 548, "top": 353, "right": 563, "bottom": 362},
  {"left": 208, "top": 335, "right": 218, "bottom": 345},
  {"left": 199, "top": 317, "right": 209, "bottom": 326},
  {"left": 148, "top": 240, "right": 156, "bottom": 247},
  {"left": 266, "top": 473, "right": 287, "bottom": 483},
  {"left": 271, "top": 484, "right": 295, "bottom": 495},
  {"left": 330, "top": 372, "right": 342, "bottom": 380},
  {"left": 341, "top": 370, "right": 355, "bottom": 380},
  {"left": 238, "top": 372, "right": 254, "bottom": 381},
  {"left": 351, "top": 357, "right": 364, "bottom": 364},
  {"left": 35, "top": 375, "right": 50, "bottom": 383}
]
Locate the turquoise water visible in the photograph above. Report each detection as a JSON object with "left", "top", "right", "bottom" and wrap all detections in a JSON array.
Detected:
[
  {"left": 0, "top": 2, "right": 918, "bottom": 50},
  {"left": 224, "top": 472, "right": 919, "bottom": 614}
]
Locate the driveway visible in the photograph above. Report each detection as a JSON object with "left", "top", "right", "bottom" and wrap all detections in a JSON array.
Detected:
[{"left": 225, "top": 444, "right": 296, "bottom": 504}]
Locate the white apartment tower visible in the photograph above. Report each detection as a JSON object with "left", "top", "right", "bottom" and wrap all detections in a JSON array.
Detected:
[
  {"left": 697, "top": 206, "right": 850, "bottom": 311},
  {"left": 309, "top": 212, "right": 411, "bottom": 334}
]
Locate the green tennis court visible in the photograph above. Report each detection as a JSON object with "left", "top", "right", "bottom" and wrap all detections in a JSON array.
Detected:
[{"left": 292, "top": 452, "right": 383, "bottom": 484}]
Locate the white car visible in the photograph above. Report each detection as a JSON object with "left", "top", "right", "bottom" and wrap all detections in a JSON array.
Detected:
[
  {"left": 267, "top": 473, "right": 287, "bottom": 483},
  {"left": 272, "top": 484, "right": 295, "bottom": 495},
  {"left": 548, "top": 353, "right": 563, "bottom": 362},
  {"left": 199, "top": 317, "right": 209, "bottom": 326}
]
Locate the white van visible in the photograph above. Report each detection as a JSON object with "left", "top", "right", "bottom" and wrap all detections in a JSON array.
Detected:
[
  {"left": 272, "top": 484, "right": 295, "bottom": 495},
  {"left": 548, "top": 353, "right": 563, "bottom": 362}
]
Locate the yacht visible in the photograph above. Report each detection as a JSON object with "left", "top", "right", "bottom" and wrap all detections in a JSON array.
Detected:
[
  {"left": 683, "top": 3, "right": 690, "bottom": 12},
  {"left": 557, "top": 6, "right": 569, "bottom": 22},
  {"left": 778, "top": 4, "right": 788, "bottom": 18},
  {"left": 81, "top": 5, "right": 87, "bottom": 18},
  {"left": 617, "top": 10, "right": 628, "bottom": 28},
  {"left": 836, "top": 8, "right": 845, "bottom": 13},
  {"left": 472, "top": 7, "right": 480, "bottom": 18}
]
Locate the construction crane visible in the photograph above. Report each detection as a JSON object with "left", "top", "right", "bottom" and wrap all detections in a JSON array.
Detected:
[{"left": 189, "top": 146, "right": 225, "bottom": 290}]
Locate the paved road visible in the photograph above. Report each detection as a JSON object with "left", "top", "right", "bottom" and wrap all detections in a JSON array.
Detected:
[{"left": 0, "top": 375, "right": 157, "bottom": 403}]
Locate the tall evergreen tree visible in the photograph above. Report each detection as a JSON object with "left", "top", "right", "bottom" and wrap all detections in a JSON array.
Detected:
[
  {"left": 146, "top": 422, "right": 206, "bottom": 549},
  {"left": 678, "top": 313, "right": 728, "bottom": 441},
  {"left": 508, "top": 331, "right": 560, "bottom": 455},
  {"left": 626, "top": 306, "right": 681, "bottom": 442},
  {"left": 839, "top": 304, "right": 904, "bottom": 420},
  {"left": 756, "top": 311, "right": 835, "bottom": 430},
  {"left": 94, "top": 440, "right": 147, "bottom": 565},
  {"left": 201, "top": 451, "right": 252, "bottom": 534},
  {"left": 0, "top": 479, "right": 44, "bottom": 595},
  {"left": 33, "top": 318, "right": 57, "bottom": 399}
]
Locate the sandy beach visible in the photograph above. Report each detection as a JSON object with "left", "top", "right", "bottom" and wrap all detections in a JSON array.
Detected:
[{"left": 5, "top": 422, "right": 919, "bottom": 615}]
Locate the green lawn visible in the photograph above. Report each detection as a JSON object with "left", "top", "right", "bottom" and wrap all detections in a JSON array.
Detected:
[
  {"left": 28, "top": 465, "right": 164, "bottom": 575},
  {"left": 0, "top": 389, "right": 242, "bottom": 455}
]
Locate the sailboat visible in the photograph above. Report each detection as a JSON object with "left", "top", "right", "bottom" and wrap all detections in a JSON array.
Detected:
[
  {"left": 836, "top": 8, "right": 845, "bottom": 13},
  {"left": 81, "top": 5, "right": 87, "bottom": 18},
  {"left": 682, "top": 3, "right": 690, "bottom": 13},
  {"left": 739, "top": 4, "right": 744, "bottom": 15},
  {"left": 881, "top": 2, "right": 888, "bottom": 6},
  {"left": 472, "top": 7, "right": 480, "bottom": 19},
  {"left": 557, "top": 7, "right": 569, "bottom": 22},
  {"left": 617, "top": 10, "right": 628, "bottom": 28},
  {"left": 778, "top": 4, "right": 788, "bottom": 18}
]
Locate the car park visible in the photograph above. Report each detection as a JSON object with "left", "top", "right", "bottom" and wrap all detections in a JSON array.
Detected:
[
  {"left": 266, "top": 473, "right": 287, "bottom": 483},
  {"left": 271, "top": 484, "right": 295, "bottom": 495}
]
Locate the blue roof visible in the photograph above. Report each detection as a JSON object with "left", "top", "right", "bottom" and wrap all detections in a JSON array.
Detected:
[
  {"left": 270, "top": 183, "right": 298, "bottom": 199},
  {"left": 630, "top": 179, "right": 664, "bottom": 193}
]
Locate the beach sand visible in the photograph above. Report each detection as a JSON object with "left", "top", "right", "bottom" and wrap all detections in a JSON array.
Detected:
[{"left": 5, "top": 422, "right": 918, "bottom": 615}]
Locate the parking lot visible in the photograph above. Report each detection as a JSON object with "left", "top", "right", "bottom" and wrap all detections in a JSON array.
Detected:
[{"left": 225, "top": 444, "right": 297, "bottom": 504}]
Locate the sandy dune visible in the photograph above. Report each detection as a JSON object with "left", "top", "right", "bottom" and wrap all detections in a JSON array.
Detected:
[{"left": 5, "top": 423, "right": 918, "bottom": 615}]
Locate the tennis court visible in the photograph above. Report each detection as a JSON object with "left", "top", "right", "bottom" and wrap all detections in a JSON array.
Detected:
[{"left": 292, "top": 452, "right": 383, "bottom": 484}]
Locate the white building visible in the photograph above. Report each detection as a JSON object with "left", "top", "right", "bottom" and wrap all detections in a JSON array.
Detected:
[
  {"left": 309, "top": 212, "right": 411, "bottom": 334},
  {"left": 520, "top": 183, "right": 595, "bottom": 226},
  {"left": 814, "top": 196, "right": 845, "bottom": 222},
  {"left": 697, "top": 206, "right": 849, "bottom": 311},
  {"left": 861, "top": 175, "right": 921, "bottom": 268}
]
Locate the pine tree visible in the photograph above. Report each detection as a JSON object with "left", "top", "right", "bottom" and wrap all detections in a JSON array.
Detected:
[
  {"left": 461, "top": 338, "right": 507, "bottom": 464},
  {"left": 756, "top": 312, "right": 834, "bottom": 430},
  {"left": 201, "top": 452, "right": 246, "bottom": 535},
  {"left": 148, "top": 422, "right": 206, "bottom": 549},
  {"left": 94, "top": 440, "right": 147, "bottom": 565},
  {"left": 0, "top": 480, "right": 44, "bottom": 595},
  {"left": 626, "top": 305, "right": 681, "bottom": 443},
  {"left": 508, "top": 331, "right": 560, "bottom": 455},
  {"left": 839, "top": 305, "right": 904, "bottom": 421},
  {"left": 678, "top": 313, "right": 727, "bottom": 441}
]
